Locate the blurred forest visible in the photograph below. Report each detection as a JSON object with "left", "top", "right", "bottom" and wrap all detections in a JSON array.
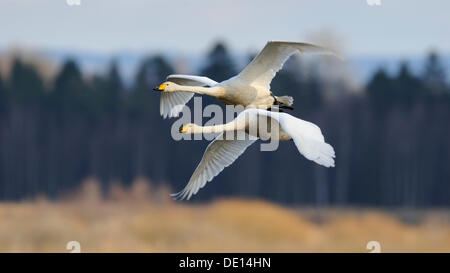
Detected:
[{"left": 0, "top": 42, "right": 449, "bottom": 207}]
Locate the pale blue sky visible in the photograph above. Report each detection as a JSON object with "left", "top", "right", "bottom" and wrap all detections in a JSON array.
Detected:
[{"left": 0, "top": 0, "right": 448, "bottom": 56}]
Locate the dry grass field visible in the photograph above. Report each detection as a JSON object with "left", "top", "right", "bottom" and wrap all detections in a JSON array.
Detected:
[{"left": 0, "top": 179, "right": 449, "bottom": 253}]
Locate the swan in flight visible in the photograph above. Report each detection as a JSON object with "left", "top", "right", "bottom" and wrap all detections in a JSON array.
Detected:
[
  {"left": 171, "top": 108, "right": 335, "bottom": 200},
  {"left": 154, "top": 41, "right": 339, "bottom": 118}
]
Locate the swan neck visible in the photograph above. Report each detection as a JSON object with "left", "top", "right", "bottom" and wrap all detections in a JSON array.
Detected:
[
  {"left": 181, "top": 85, "right": 223, "bottom": 96},
  {"left": 193, "top": 124, "right": 226, "bottom": 134}
]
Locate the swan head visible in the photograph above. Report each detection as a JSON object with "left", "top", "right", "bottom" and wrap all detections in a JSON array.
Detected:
[
  {"left": 153, "top": 81, "right": 178, "bottom": 92},
  {"left": 179, "top": 123, "right": 198, "bottom": 134}
]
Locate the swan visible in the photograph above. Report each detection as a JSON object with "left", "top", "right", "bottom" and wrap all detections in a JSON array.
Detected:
[
  {"left": 171, "top": 108, "right": 335, "bottom": 200},
  {"left": 153, "top": 41, "right": 339, "bottom": 118}
]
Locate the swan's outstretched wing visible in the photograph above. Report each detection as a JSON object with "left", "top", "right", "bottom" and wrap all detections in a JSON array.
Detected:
[
  {"left": 171, "top": 133, "right": 256, "bottom": 200},
  {"left": 253, "top": 109, "right": 336, "bottom": 167},
  {"left": 237, "top": 41, "right": 339, "bottom": 90},
  {"left": 160, "top": 75, "right": 218, "bottom": 118},
  {"left": 160, "top": 91, "right": 194, "bottom": 119},
  {"left": 166, "top": 74, "right": 218, "bottom": 87}
]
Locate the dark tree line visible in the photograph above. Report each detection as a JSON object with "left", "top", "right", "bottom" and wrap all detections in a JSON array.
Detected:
[{"left": 0, "top": 43, "right": 449, "bottom": 207}]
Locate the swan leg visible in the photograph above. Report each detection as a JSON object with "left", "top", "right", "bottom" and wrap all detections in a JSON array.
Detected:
[{"left": 271, "top": 94, "right": 294, "bottom": 110}]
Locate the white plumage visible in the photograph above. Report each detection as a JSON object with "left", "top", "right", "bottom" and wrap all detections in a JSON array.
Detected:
[
  {"left": 171, "top": 133, "right": 256, "bottom": 200},
  {"left": 238, "top": 41, "right": 337, "bottom": 90},
  {"left": 154, "top": 41, "right": 339, "bottom": 118},
  {"left": 172, "top": 108, "right": 335, "bottom": 200}
]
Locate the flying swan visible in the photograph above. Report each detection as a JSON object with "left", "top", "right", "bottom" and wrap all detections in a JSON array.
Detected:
[
  {"left": 153, "top": 41, "right": 339, "bottom": 118},
  {"left": 171, "top": 108, "right": 335, "bottom": 200}
]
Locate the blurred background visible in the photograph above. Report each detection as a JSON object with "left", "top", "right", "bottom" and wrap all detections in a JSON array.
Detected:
[{"left": 0, "top": 0, "right": 449, "bottom": 252}]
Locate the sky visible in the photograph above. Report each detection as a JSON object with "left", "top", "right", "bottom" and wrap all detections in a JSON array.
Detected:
[{"left": 0, "top": 0, "right": 448, "bottom": 57}]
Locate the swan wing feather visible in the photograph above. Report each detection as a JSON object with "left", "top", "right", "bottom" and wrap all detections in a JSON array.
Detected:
[
  {"left": 171, "top": 133, "right": 255, "bottom": 200},
  {"left": 237, "top": 41, "right": 338, "bottom": 89},
  {"left": 166, "top": 74, "right": 218, "bottom": 87}
]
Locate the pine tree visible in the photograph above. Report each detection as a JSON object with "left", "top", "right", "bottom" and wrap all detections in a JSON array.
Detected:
[
  {"left": 367, "top": 68, "right": 393, "bottom": 114},
  {"left": 0, "top": 74, "right": 7, "bottom": 113},
  {"left": 9, "top": 58, "right": 45, "bottom": 103},
  {"left": 106, "top": 61, "right": 123, "bottom": 113},
  {"left": 423, "top": 51, "right": 446, "bottom": 95},
  {"left": 89, "top": 61, "right": 124, "bottom": 117},
  {"left": 394, "top": 62, "right": 423, "bottom": 107},
  {"left": 201, "top": 42, "right": 236, "bottom": 82},
  {"left": 51, "top": 59, "right": 90, "bottom": 115},
  {"left": 128, "top": 55, "right": 174, "bottom": 116}
]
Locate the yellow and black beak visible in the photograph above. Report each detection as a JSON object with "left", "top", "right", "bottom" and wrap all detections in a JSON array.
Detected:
[
  {"left": 179, "top": 125, "right": 189, "bottom": 133},
  {"left": 153, "top": 83, "right": 167, "bottom": 91}
]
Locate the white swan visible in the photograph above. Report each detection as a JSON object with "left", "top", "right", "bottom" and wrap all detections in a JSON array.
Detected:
[
  {"left": 171, "top": 108, "right": 335, "bottom": 200},
  {"left": 154, "top": 41, "right": 339, "bottom": 118}
]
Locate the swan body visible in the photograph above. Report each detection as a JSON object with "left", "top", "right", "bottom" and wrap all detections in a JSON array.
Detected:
[
  {"left": 155, "top": 41, "right": 338, "bottom": 118},
  {"left": 172, "top": 108, "right": 335, "bottom": 200}
]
